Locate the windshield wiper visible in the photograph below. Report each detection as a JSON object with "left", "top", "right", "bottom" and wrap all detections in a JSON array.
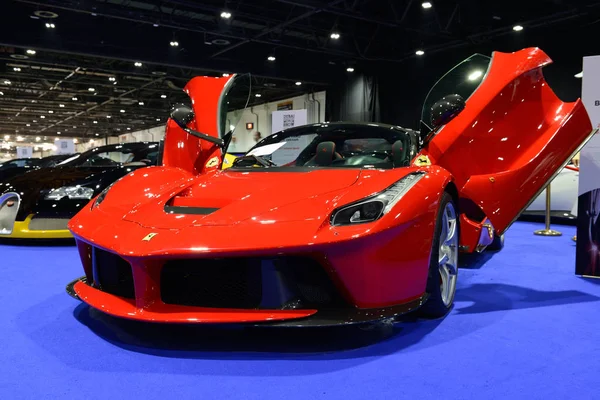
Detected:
[{"left": 232, "top": 154, "right": 276, "bottom": 168}]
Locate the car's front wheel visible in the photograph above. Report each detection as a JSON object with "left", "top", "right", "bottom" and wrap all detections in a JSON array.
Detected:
[{"left": 419, "top": 192, "right": 459, "bottom": 318}]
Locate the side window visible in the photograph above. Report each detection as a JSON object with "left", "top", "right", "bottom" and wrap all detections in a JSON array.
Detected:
[{"left": 81, "top": 151, "right": 133, "bottom": 167}]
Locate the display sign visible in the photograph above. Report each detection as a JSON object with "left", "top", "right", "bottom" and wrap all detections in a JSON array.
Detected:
[
  {"left": 54, "top": 139, "right": 75, "bottom": 155},
  {"left": 271, "top": 109, "right": 307, "bottom": 133},
  {"left": 16, "top": 146, "right": 32, "bottom": 158},
  {"left": 575, "top": 55, "right": 600, "bottom": 276},
  {"left": 277, "top": 100, "right": 293, "bottom": 111}
]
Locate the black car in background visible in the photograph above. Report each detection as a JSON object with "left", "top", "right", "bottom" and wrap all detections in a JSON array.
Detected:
[
  {"left": 0, "top": 142, "right": 158, "bottom": 239},
  {"left": 0, "top": 154, "right": 77, "bottom": 182}
]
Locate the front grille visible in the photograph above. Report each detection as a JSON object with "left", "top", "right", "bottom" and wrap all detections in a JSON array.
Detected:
[
  {"left": 94, "top": 248, "right": 135, "bottom": 299},
  {"left": 0, "top": 193, "right": 19, "bottom": 235},
  {"left": 161, "top": 256, "right": 347, "bottom": 310},
  {"left": 29, "top": 216, "right": 69, "bottom": 231},
  {"left": 161, "top": 259, "right": 263, "bottom": 308}
]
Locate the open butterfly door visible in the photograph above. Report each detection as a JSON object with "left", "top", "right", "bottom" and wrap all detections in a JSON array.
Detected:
[
  {"left": 162, "top": 74, "right": 250, "bottom": 175},
  {"left": 421, "top": 48, "right": 594, "bottom": 238}
]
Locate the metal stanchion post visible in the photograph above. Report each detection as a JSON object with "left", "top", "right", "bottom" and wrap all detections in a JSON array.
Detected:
[{"left": 534, "top": 183, "right": 562, "bottom": 236}]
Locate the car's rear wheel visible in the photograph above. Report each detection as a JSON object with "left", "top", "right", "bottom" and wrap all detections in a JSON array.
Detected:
[
  {"left": 487, "top": 233, "right": 504, "bottom": 251},
  {"left": 419, "top": 192, "right": 458, "bottom": 318}
]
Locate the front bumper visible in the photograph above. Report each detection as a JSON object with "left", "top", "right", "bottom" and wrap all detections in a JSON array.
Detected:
[
  {"left": 0, "top": 214, "right": 72, "bottom": 239},
  {"left": 66, "top": 276, "right": 427, "bottom": 326}
]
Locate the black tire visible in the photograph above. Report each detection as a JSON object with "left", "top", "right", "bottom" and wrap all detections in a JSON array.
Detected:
[
  {"left": 419, "top": 192, "right": 458, "bottom": 319},
  {"left": 487, "top": 233, "right": 504, "bottom": 251}
]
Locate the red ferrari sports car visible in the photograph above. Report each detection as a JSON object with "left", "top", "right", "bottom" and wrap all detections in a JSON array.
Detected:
[{"left": 66, "top": 48, "right": 593, "bottom": 326}]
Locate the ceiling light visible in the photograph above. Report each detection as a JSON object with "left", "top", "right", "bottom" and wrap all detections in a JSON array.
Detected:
[
  {"left": 72, "top": 97, "right": 77, "bottom": 101},
  {"left": 120, "top": 109, "right": 125, "bottom": 113},
  {"left": 255, "top": 93, "right": 262, "bottom": 97},
  {"left": 346, "top": 67, "right": 355, "bottom": 72},
  {"left": 26, "top": 123, "right": 31, "bottom": 127},
  {"left": 416, "top": 50, "right": 425, "bottom": 56},
  {"left": 13, "top": 67, "right": 21, "bottom": 72},
  {"left": 93, "top": 120, "right": 98, "bottom": 124},
  {"left": 73, "top": 138, "right": 78, "bottom": 143},
  {"left": 160, "top": 94, "right": 167, "bottom": 98},
  {"left": 57, "top": 131, "right": 61, "bottom": 135},
  {"left": 45, "top": 23, "right": 56, "bottom": 29},
  {"left": 36, "top": 137, "right": 40, "bottom": 141},
  {"left": 170, "top": 41, "right": 179, "bottom": 47},
  {"left": 26, "top": 49, "right": 36, "bottom": 55},
  {"left": 153, "top": 23, "right": 159, "bottom": 27},
  {"left": 54, "top": 138, "right": 59, "bottom": 141},
  {"left": 109, "top": 77, "right": 116, "bottom": 81},
  {"left": 575, "top": 71, "right": 583, "bottom": 78},
  {"left": 59, "top": 104, "right": 64, "bottom": 107},
  {"left": 295, "top": 81, "right": 302, "bottom": 86},
  {"left": 106, "top": 115, "right": 111, "bottom": 118},
  {"left": 34, "top": 146, "right": 39, "bottom": 151},
  {"left": 138, "top": 101, "right": 144, "bottom": 105},
  {"left": 17, "top": 136, "right": 23, "bottom": 141},
  {"left": 513, "top": 25, "right": 523, "bottom": 31},
  {"left": 40, "top": 115, "right": 46, "bottom": 119},
  {"left": 267, "top": 56, "right": 276, "bottom": 61},
  {"left": 422, "top": 2, "right": 432, "bottom": 8},
  {"left": 4, "top": 135, "right": 9, "bottom": 140},
  {"left": 0, "top": 92, "right": 3, "bottom": 96},
  {"left": 33, "top": 120, "right": 37, "bottom": 123},
  {"left": 468, "top": 70, "right": 484, "bottom": 81},
  {"left": 88, "top": 87, "right": 95, "bottom": 92},
  {"left": 330, "top": 32, "right": 341, "bottom": 40},
  {"left": 222, "top": 73, "right": 230, "bottom": 77},
  {"left": 220, "top": 11, "right": 232, "bottom": 19},
  {"left": 134, "top": 62, "right": 142, "bottom": 67},
  {"left": 4, "top": 80, "right": 11, "bottom": 85},
  {"left": 48, "top": 110, "right": 54, "bottom": 114},
  {"left": 72, "top": 126, "right": 76, "bottom": 128}
]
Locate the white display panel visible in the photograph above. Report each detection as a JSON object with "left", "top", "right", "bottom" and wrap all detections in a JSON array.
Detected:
[
  {"left": 16, "top": 147, "right": 33, "bottom": 158},
  {"left": 54, "top": 139, "right": 76, "bottom": 155},
  {"left": 271, "top": 109, "right": 308, "bottom": 134}
]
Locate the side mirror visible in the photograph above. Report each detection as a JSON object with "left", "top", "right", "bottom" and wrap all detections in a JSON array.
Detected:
[
  {"left": 430, "top": 94, "right": 465, "bottom": 128},
  {"left": 170, "top": 103, "right": 195, "bottom": 129}
]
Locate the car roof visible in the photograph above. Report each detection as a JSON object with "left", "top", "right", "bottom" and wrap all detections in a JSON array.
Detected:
[{"left": 276, "top": 121, "right": 417, "bottom": 135}]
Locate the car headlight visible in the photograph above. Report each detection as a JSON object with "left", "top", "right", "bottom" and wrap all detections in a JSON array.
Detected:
[
  {"left": 330, "top": 172, "right": 425, "bottom": 226},
  {"left": 45, "top": 186, "right": 95, "bottom": 201}
]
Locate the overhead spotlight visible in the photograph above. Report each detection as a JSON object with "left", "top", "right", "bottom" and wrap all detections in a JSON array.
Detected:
[
  {"left": 267, "top": 56, "right": 276, "bottom": 61},
  {"left": 4, "top": 135, "right": 9, "bottom": 140},
  {"left": 72, "top": 126, "right": 76, "bottom": 128},
  {"left": 170, "top": 41, "right": 179, "bottom": 47},
  {"left": 160, "top": 94, "right": 167, "bottom": 98},
  {"left": 330, "top": 32, "right": 341, "bottom": 40},
  {"left": 13, "top": 67, "right": 21, "bottom": 72},
  {"left": 153, "top": 23, "right": 159, "bottom": 27},
  {"left": 59, "top": 104, "right": 65, "bottom": 107},
  {"left": 106, "top": 115, "right": 111, "bottom": 118},
  {"left": 222, "top": 73, "right": 230, "bottom": 77},
  {"left": 40, "top": 115, "right": 46, "bottom": 119},
  {"left": 26, "top": 124, "right": 31, "bottom": 127},
  {"left": 57, "top": 131, "right": 61, "bottom": 135},
  {"left": 33, "top": 120, "right": 37, "bottom": 123},
  {"left": 220, "top": 11, "right": 232, "bottom": 19},
  {"left": 120, "top": 109, "right": 125, "bottom": 113},
  {"left": 4, "top": 80, "right": 11, "bottom": 85},
  {"left": 72, "top": 97, "right": 78, "bottom": 101},
  {"left": 48, "top": 110, "right": 54, "bottom": 114},
  {"left": 346, "top": 67, "right": 355, "bottom": 72},
  {"left": 88, "top": 87, "right": 95, "bottom": 92},
  {"left": 421, "top": 2, "right": 432, "bottom": 9},
  {"left": 54, "top": 138, "right": 59, "bottom": 141},
  {"left": 295, "top": 81, "right": 302, "bottom": 86},
  {"left": 0, "top": 92, "right": 3, "bottom": 96},
  {"left": 45, "top": 23, "right": 56, "bottom": 29},
  {"left": 513, "top": 25, "right": 524, "bottom": 31},
  {"left": 134, "top": 62, "right": 143, "bottom": 67},
  {"left": 416, "top": 50, "right": 425, "bottom": 56},
  {"left": 93, "top": 120, "right": 98, "bottom": 124},
  {"left": 127, "top": 127, "right": 131, "bottom": 130},
  {"left": 36, "top": 137, "right": 41, "bottom": 141},
  {"left": 138, "top": 101, "right": 144, "bottom": 105},
  {"left": 17, "top": 136, "right": 24, "bottom": 141},
  {"left": 26, "top": 49, "right": 36, "bottom": 55},
  {"left": 156, "top": 118, "right": 160, "bottom": 121},
  {"left": 109, "top": 76, "right": 116, "bottom": 81},
  {"left": 255, "top": 93, "right": 262, "bottom": 97}
]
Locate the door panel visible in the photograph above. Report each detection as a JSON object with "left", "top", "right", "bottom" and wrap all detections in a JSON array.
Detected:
[{"left": 422, "top": 48, "right": 593, "bottom": 234}]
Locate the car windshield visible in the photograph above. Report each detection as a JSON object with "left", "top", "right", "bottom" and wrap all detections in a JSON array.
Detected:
[{"left": 236, "top": 123, "right": 415, "bottom": 169}]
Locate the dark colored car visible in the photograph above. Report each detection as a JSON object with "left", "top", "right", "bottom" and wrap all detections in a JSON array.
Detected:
[
  {"left": 0, "top": 142, "right": 158, "bottom": 239},
  {"left": 0, "top": 154, "right": 79, "bottom": 182}
]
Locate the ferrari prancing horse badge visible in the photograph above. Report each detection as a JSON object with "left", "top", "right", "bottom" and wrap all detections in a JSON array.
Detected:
[
  {"left": 142, "top": 232, "right": 158, "bottom": 241},
  {"left": 206, "top": 157, "right": 219, "bottom": 168},
  {"left": 414, "top": 155, "right": 431, "bottom": 166}
]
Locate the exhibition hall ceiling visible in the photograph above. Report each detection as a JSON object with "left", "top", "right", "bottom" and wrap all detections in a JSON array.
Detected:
[{"left": 1, "top": 0, "right": 600, "bottom": 143}]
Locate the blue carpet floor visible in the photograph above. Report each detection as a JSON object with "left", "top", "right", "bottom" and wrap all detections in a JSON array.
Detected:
[{"left": 1, "top": 221, "right": 599, "bottom": 400}]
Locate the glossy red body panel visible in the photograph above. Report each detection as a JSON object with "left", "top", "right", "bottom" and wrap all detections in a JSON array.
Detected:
[
  {"left": 423, "top": 48, "right": 593, "bottom": 234},
  {"left": 69, "top": 48, "right": 592, "bottom": 324}
]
